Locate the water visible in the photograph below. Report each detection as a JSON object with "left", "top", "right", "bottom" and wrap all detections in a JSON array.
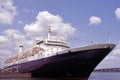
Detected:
[
  {"left": 1, "top": 72, "right": 120, "bottom": 80},
  {"left": 89, "top": 72, "right": 120, "bottom": 80}
]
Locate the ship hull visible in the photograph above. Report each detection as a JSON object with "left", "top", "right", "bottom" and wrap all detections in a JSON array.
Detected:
[{"left": 1, "top": 44, "right": 115, "bottom": 79}]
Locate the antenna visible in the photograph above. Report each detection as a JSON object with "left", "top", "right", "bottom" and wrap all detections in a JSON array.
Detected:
[{"left": 107, "top": 32, "right": 111, "bottom": 43}]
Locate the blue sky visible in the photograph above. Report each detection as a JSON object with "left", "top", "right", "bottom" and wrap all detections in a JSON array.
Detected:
[{"left": 0, "top": 0, "right": 120, "bottom": 69}]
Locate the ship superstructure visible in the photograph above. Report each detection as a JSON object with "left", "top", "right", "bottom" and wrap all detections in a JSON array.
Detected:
[{"left": 4, "top": 27, "right": 70, "bottom": 68}]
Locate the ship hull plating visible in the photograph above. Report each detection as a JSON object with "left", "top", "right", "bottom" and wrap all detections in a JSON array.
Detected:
[
  {"left": 1, "top": 44, "right": 115, "bottom": 79},
  {"left": 31, "top": 48, "right": 111, "bottom": 78}
]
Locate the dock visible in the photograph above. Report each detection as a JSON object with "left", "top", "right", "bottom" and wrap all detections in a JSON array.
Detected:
[
  {"left": 94, "top": 68, "right": 120, "bottom": 72},
  {"left": 0, "top": 73, "right": 31, "bottom": 78},
  {"left": 0, "top": 66, "right": 31, "bottom": 78}
]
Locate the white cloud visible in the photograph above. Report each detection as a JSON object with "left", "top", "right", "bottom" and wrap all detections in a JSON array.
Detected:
[
  {"left": 0, "top": 0, "right": 17, "bottom": 24},
  {"left": 18, "top": 20, "right": 23, "bottom": 24},
  {"left": 2, "top": 28, "right": 35, "bottom": 49},
  {"left": 0, "top": 49, "right": 12, "bottom": 56},
  {"left": 115, "top": 8, "right": 120, "bottom": 20},
  {"left": 24, "top": 11, "right": 76, "bottom": 39},
  {"left": 0, "top": 36, "right": 10, "bottom": 48},
  {"left": 89, "top": 16, "right": 102, "bottom": 25},
  {"left": 3, "top": 29, "right": 24, "bottom": 39},
  {"left": 0, "top": 29, "right": 35, "bottom": 67},
  {"left": 0, "top": 36, "right": 8, "bottom": 42},
  {"left": 3, "top": 29, "right": 33, "bottom": 47}
]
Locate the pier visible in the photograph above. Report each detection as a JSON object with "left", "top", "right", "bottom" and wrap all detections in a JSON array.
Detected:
[
  {"left": 0, "top": 72, "right": 31, "bottom": 78},
  {"left": 0, "top": 67, "right": 31, "bottom": 78},
  {"left": 94, "top": 68, "right": 120, "bottom": 72}
]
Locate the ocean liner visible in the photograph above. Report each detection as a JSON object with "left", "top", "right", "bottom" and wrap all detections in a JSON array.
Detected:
[{"left": 1, "top": 27, "right": 115, "bottom": 80}]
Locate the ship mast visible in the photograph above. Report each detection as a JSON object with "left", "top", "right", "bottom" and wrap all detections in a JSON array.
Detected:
[{"left": 47, "top": 26, "right": 51, "bottom": 39}]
